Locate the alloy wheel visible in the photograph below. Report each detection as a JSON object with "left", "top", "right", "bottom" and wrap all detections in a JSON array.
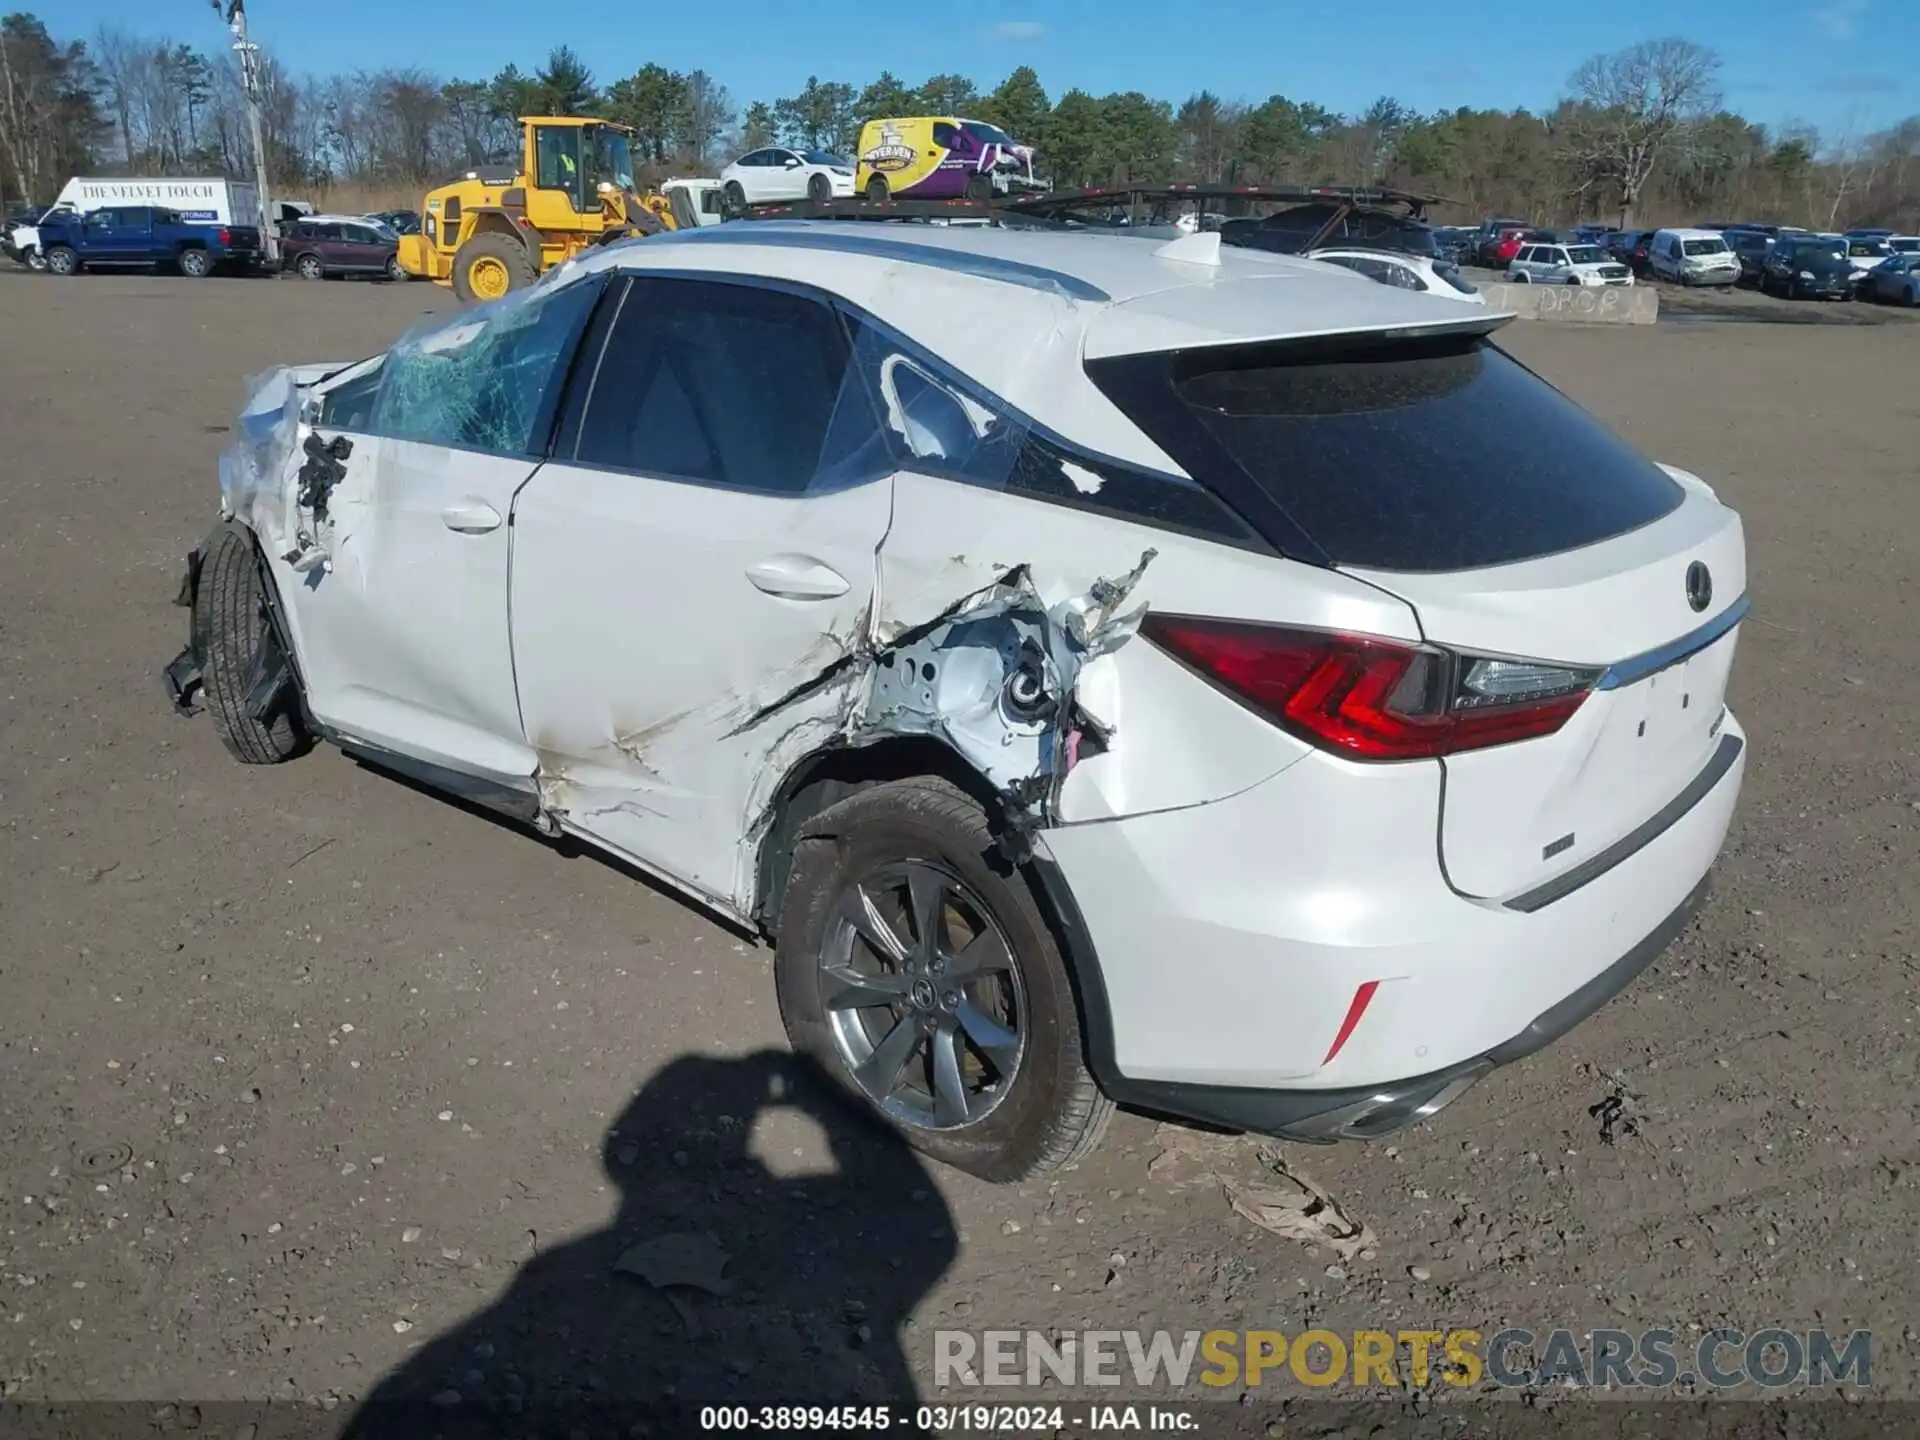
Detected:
[{"left": 821, "top": 860, "right": 1028, "bottom": 1131}]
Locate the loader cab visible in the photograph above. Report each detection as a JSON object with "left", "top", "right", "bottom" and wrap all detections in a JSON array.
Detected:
[{"left": 527, "top": 117, "right": 636, "bottom": 228}]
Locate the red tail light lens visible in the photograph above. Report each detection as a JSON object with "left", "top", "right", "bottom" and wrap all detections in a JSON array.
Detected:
[
  {"left": 1142, "top": 616, "right": 1596, "bottom": 761},
  {"left": 217, "top": 227, "right": 230, "bottom": 245}
]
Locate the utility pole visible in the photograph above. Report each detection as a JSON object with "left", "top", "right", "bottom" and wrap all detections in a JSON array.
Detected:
[{"left": 213, "top": 0, "right": 277, "bottom": 261}]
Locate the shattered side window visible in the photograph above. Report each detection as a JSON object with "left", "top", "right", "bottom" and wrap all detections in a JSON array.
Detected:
[
  {"left": 372, "top": 276, "right": 601, "bottom": 458},
  {"left": 841, "top": 316, "right": 1026, "bottom": 489},
  {"left": 841, "top": 313, "right": 1259, "bottom": 544}
]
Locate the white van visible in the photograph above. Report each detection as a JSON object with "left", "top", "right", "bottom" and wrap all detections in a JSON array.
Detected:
[
  {"left": 7, "top": 177, "right": 263, "bottom": 269},
  {"left": 1649, "top": 228, "right": 1740, "bottom": 287}
]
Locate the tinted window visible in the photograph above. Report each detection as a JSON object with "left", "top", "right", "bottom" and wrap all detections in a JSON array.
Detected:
[
  {"left": 374, "top": 277, "right": 601, "bottom": 456},
  {"left": 931, "top": 122, "right": 960, "bottom": 148},
  {"left": 574, "top": 278, "right": 857, "bottom": 494},
  {"left": 1088, "top": 334, "right": 1684, "bottom": 573}
]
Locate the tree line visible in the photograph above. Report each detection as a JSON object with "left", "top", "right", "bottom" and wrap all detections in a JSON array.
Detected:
[{"left": 3, "top": 11, "right": 1917, "bottom": 231}]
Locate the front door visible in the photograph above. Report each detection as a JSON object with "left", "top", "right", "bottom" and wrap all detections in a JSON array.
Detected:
[
  {"left": 282, "top": 272, "right": 607, "bottom": 783},
  {"left": 509, "top": 273, "right": 895, "bottom": 912}
]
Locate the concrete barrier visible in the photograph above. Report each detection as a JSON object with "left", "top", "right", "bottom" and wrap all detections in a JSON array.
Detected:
[{"left": 1477, "top": 281, "right": 1660, "bottom": 325}]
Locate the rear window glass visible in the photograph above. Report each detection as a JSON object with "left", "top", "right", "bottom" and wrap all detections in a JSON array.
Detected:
[{"left": 1091, "top": 334, "right": 1684, "bottom": 573}]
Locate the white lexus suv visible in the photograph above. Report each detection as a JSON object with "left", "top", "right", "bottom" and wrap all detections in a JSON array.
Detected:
[{"left": 166, "top": 224, "right": 1748, "bottom": 1182}]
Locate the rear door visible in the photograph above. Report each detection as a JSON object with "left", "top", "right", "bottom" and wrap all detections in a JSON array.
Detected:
[{"left": 1087, "top": 325, "right": 1747, "bottom": 903}]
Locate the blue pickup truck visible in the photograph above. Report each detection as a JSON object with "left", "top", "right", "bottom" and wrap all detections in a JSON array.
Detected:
[{"left": 36, "top": 204, "right": 264, "bottom": 277}]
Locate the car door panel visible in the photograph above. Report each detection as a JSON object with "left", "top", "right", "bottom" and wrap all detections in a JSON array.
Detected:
[
  {"left": 509, "top": 274, "right": 894, "bottom": 912},
  {"left": 283, "top": 274, "right": 606, "bottom": 783}
]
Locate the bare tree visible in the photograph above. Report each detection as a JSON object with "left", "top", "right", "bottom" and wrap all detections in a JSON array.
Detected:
[{"left": 1560, "top": 38, "right": 1722, "bottom": 224}]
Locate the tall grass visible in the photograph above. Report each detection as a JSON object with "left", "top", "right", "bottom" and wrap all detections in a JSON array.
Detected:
[{"left": 296, "top": 180, "right": 421, "bottom": 215}]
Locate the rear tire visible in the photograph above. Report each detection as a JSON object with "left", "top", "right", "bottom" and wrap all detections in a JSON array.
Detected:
[
  {"left": 865, "top": 174, "right": 890, "bottom": 203},
  {"left": 192, "top": 522, "right": 309, "bottom": 765},
  {"left": 24, "top": 247, "right": 46, "bottom": 272},
  {"left": 774, "top": 776, "right": 1113, "bottom": 1183},
  {"left": 385, "top": 255, "right": 407, "bottom": 282},
  {"left": 965, "top": 172, "right": 993, "bottom": 202},
  {"left": 178, "top": 247, "right": 211, "bottom": 278}
]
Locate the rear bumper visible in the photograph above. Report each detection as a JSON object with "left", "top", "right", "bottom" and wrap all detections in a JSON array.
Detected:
[{"left": 1037, "top": 711, "right": 1746, "bottom": 1140}]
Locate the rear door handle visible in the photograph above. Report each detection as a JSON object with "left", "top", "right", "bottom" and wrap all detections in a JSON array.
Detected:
[
  {"left": 441, "top": 500, "right": 502, "bottom": 533},
  {"left": 745, "top": 555, "right": 850, "bottom": 600}
]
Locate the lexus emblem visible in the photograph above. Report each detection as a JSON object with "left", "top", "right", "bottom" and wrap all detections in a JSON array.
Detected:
[{"left": 1685, "top": 561, "right": 1712, "bottom": 613}]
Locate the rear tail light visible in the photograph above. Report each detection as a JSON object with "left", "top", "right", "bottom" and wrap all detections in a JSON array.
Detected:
[
  {"left": 1142, "top": 617, "right": 1598, "bottom": 761},
  {"left": 217, "top": 227, "right": 230, "bottom": 245}
]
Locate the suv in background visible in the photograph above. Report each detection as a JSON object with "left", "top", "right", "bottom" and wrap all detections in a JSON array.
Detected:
[
  {"left": 280, "top": 218, "right": 404, "bottom": 281},
  {"left": 1609, "top": 230, "right": 1657, "bottom": 275},
  {"left": 1508, "top": 240, "right": 1634, "bottom": 286}
]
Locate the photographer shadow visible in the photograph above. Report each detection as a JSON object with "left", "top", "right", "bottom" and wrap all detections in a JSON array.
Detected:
[{"left": 344, "top": 1048, "right": 957, "bottom": 1435}]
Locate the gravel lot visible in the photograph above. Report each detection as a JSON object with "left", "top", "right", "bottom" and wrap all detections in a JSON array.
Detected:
[{"left": 1, "top": 270, "right": 1916, "bottom": 1422}]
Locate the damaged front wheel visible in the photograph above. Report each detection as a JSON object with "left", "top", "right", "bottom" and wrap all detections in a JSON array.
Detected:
[
  {"left": 776, "top": 777, "right": 1112, "bottom": 1182},
  {"left": 192, "top": 521, "right": 311, "bottom": 765}
]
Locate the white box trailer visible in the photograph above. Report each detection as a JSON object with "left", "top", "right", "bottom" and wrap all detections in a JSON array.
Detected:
[
  {"left": 7, "top": 177, "right": 265, "bottom": 268},
  {"left": 55, "top": 177, "right": 262, "bottom": 225}
]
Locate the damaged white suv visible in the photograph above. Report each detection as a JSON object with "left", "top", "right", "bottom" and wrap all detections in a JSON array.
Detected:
[{"left": 166, "top": 224, "right": 1749, "bottom": 1182}]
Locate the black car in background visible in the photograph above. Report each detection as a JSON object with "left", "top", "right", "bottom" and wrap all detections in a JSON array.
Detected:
[
  {"left": 1218, "top": 201, "right": 1439, "bottom": 258},
  {"left": 1724, "top": 228, "right": 1772, "bottom": 283},
  {"left": 1759, "top": 234, "right": 1855, "bottom": 299}
]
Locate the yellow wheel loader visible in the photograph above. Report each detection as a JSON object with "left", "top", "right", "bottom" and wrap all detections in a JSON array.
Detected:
[{"left": 397, "top": 117, "right": 690, "bottom": 301}]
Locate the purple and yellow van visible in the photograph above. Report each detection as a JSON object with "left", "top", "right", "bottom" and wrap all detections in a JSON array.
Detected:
[{"left": 854, "top": 116, "right": 1045, "bottom": 202}]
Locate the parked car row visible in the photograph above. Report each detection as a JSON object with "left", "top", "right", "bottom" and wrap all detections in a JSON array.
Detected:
[
  {"left": 1433, "top": 213, "right": 1918, "bottom": 306},
  {"left": 10, "top": 201, "right": 422, "bottom": 282}
]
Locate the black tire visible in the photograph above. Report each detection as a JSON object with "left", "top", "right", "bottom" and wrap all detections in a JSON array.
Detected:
[
  {"left": 721, "top": 180, "right": 747, "bottom": 219},
  {"left": 192, "top": 522, "right": 309, "bottom": 765},
  {"left": 775, "top": 776, "right": 1113, "bottom": 1183},
  {"left": 965, "top": 172, "right": 993, "bottom": 201},
  {"left": 450, "top": 230, "right": 536, "bottom": 303},
  {"left": 295, "top": 252, "right": 324, "bottom": 280},
  {"left": 178, "top": 247, "right": 212, "bottom": 278},
  {"left": 384, "top": 255, "right": 407, "bottom": 282},
  {"left": 44, "top": 245, "right": 77, "bottom": 276},
  {"left": 865, "top": 174, "right": 890, "bottom": 203},
  {"left": 807, "top": 172, "right": 832, "bottom": 202}
]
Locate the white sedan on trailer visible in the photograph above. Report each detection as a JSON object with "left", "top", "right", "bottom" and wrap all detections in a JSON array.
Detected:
[
  {"left": 167, "top": 223, "right": 1748, "bottom": 1182},
  {"left": 719, "top": 147, "right": 857, "bottom": 210}
]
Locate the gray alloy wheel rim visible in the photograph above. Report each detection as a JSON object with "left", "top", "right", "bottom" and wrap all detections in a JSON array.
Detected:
[
  {"left": 300, "top": 255, "right": 321, "bottom": 278},
  {"left": 822, "top": 859, "right": 1028, "bottom": 1132},
  {"left": 183, "top": 250, "right": 208, "bottom": 275},
  {"left": 48, "top": 250, "right": 72, "bottom": 274}
]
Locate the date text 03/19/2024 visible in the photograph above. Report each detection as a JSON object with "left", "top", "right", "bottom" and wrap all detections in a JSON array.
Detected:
[{"left": 698, "top": 1405, "right": 1198, "bottom": 1431}]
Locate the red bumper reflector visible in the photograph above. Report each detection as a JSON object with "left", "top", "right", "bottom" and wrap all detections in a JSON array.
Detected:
[{"left": 1324, "top": 980, "right": 1381, "bottom": 1065}]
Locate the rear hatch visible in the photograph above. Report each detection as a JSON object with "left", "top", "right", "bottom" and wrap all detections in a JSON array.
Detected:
[{"left": 1086, "top": 321, "right": 1747, "bottom": 902}]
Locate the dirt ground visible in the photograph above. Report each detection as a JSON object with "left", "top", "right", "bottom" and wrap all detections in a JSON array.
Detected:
[{"left": 1, "top": 270, "right": 1916, "bottom": 1424}]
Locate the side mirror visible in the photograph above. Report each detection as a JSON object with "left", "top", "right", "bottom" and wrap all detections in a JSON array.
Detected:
[{"left": 784, "top": 157, "right": 802, "bottom": 169}]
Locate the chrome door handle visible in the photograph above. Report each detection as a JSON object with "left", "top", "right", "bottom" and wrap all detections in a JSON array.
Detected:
[
  {"left": 745, "top": 555, "right": 851, "bottom": 600},
  {"left": 441, "top": 500, "right": 502, "bottom": 533}
]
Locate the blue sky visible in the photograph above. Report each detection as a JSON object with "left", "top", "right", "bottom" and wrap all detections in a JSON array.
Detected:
[{"left": 70, "top": 0, "right": 1913, "bottom": 143}]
